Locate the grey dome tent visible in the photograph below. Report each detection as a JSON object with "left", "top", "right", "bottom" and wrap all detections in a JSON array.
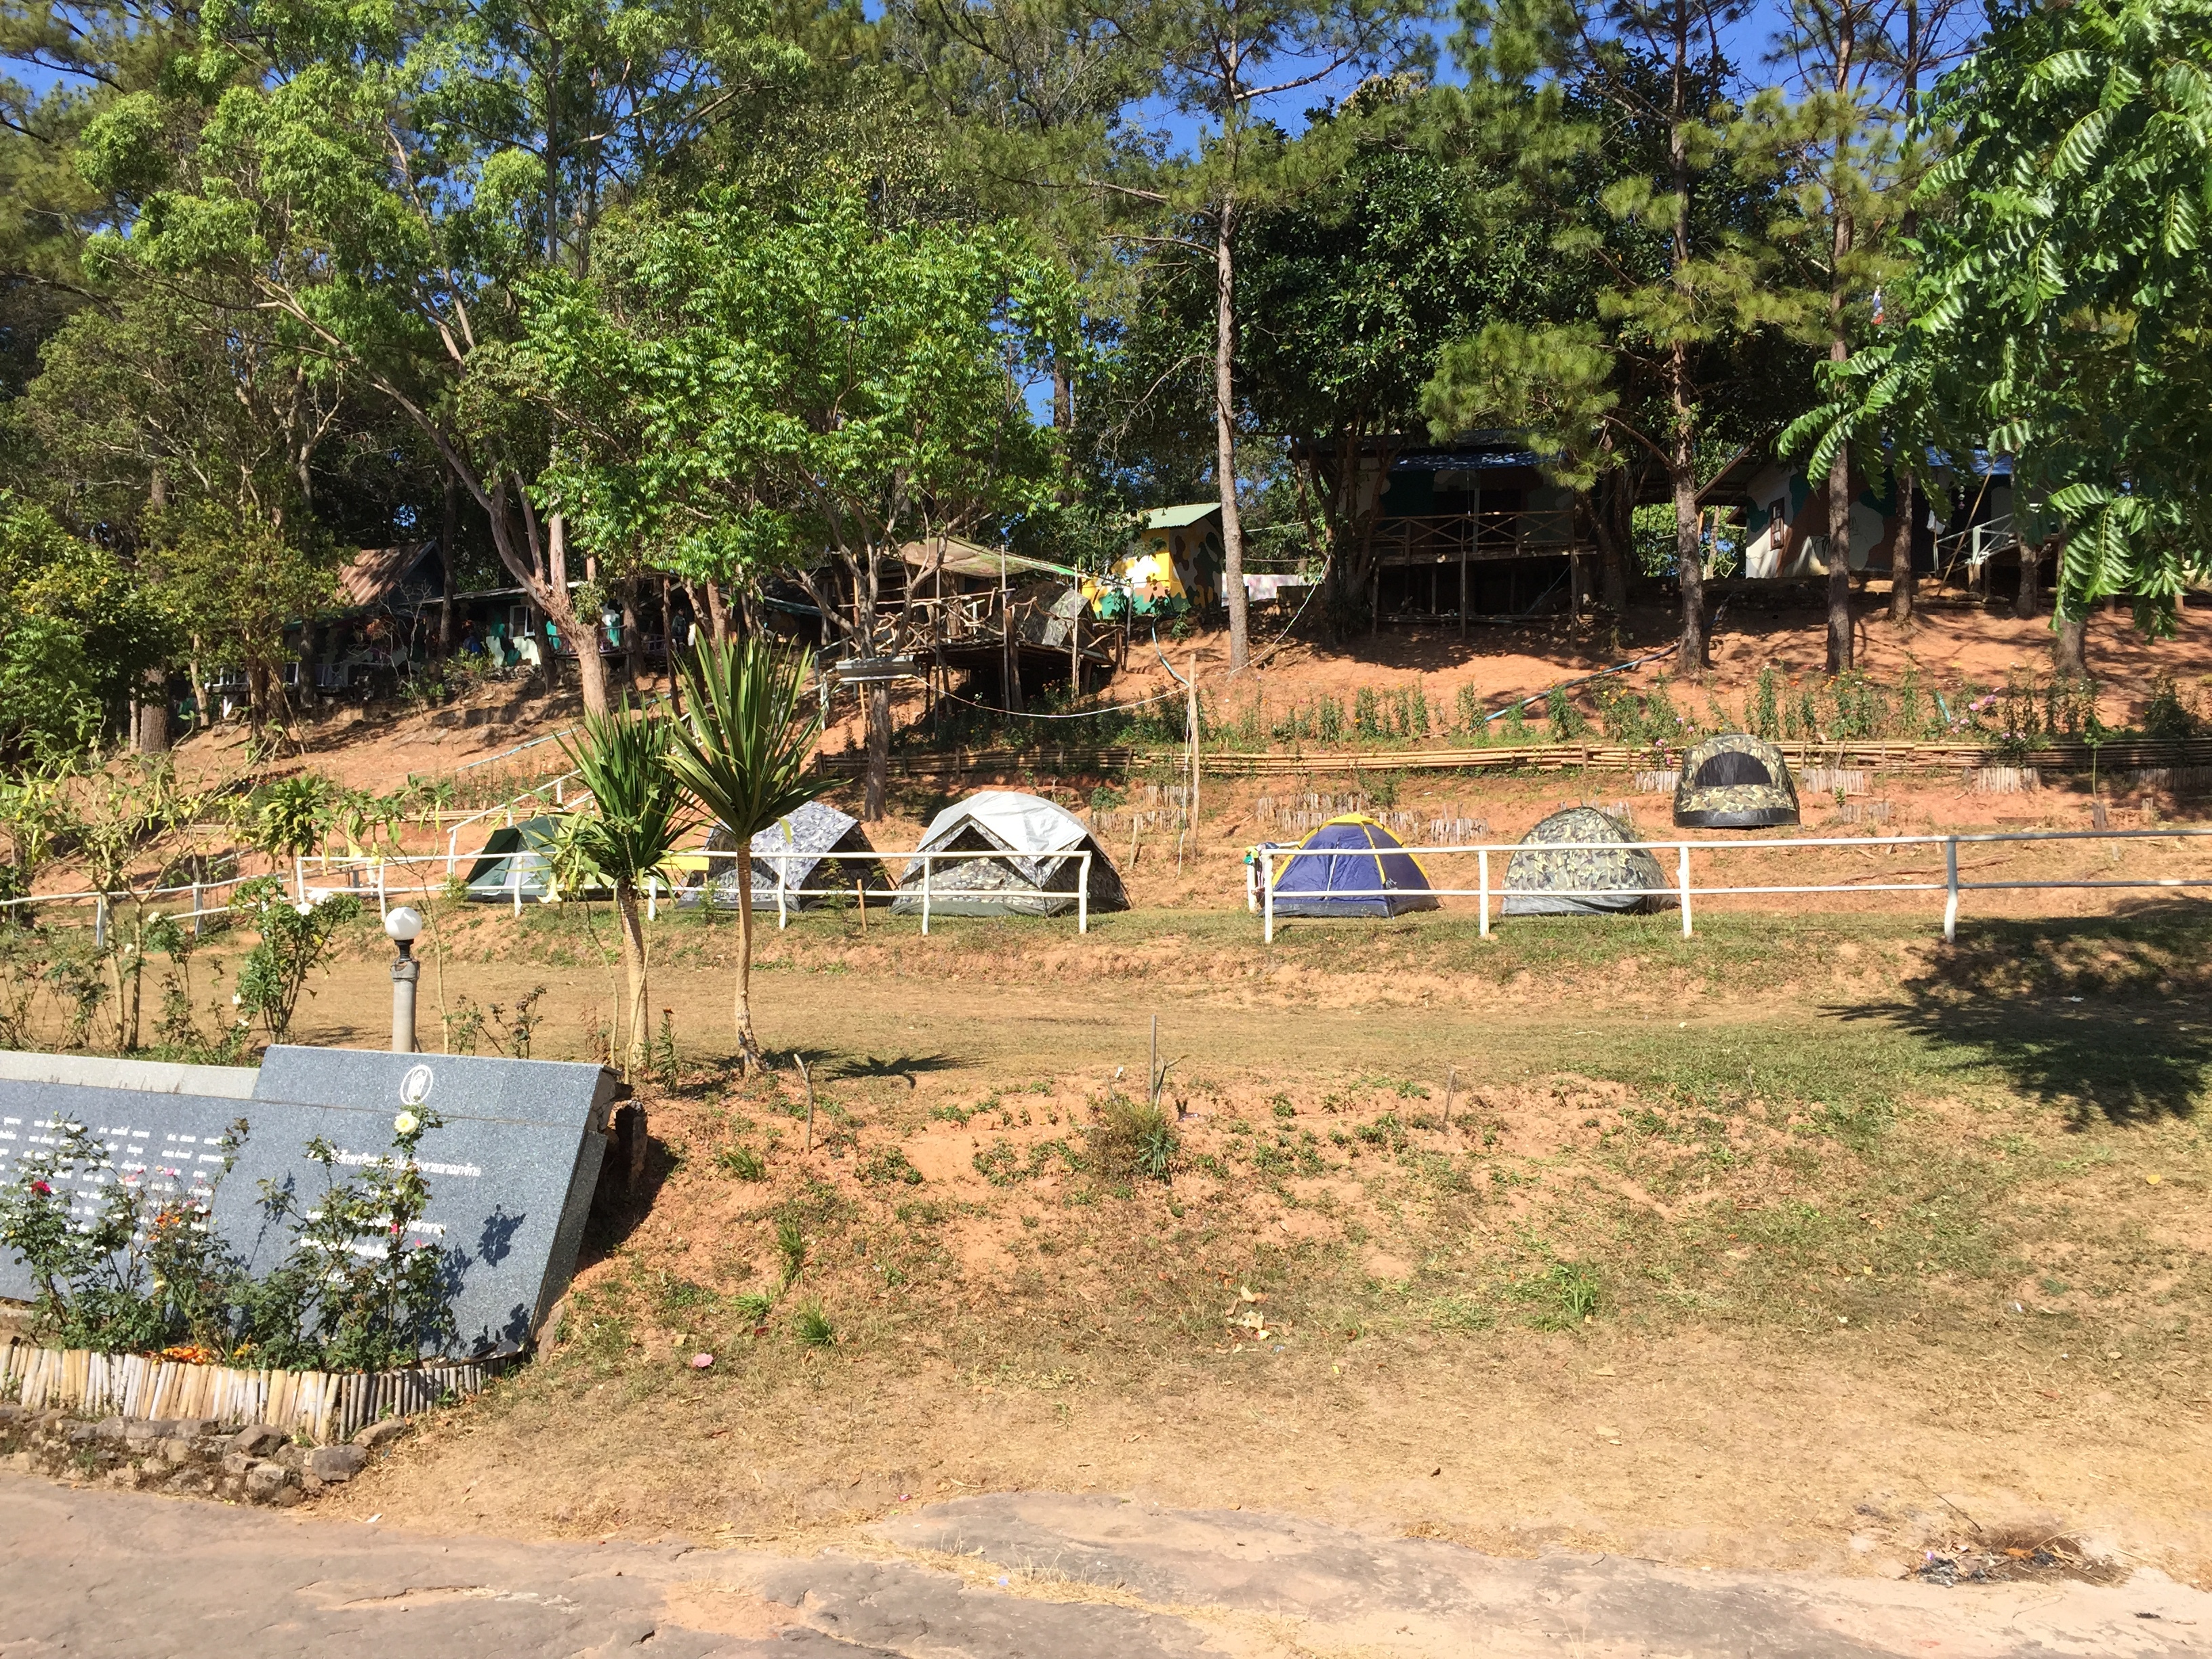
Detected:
[
  {"left": 1673, "top": 733, "right": 1800, "bottom": 828},
  {"left": 680, "top": 800, "right": 883, "bottom": 910},
  {"left": 890, "top": 790, "right": 1128, "bottom": 918},
  {"left": 1502, "top": 806, "right": 1667, "bottom": 916}
]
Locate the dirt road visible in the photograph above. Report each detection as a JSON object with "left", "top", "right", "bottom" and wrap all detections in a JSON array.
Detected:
[{"left": 1, "top": 1477, "right": 2203, "bottom": 1658}]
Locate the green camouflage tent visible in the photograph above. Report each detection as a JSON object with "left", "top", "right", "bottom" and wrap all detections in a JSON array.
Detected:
[
  {"left": 1502, "top": 806, "right": 1668, "bottom": 916},
  {"left": 1673, "top": 733, "right": 1799, "bottom": 829},
  {"left": 463, "top": 815, "right": 612, "bottom": 903}
]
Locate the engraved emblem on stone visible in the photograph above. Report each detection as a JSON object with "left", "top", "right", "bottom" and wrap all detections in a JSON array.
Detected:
[{"left": 399, "top": 1064, "right": 435, "bottom": 1106}]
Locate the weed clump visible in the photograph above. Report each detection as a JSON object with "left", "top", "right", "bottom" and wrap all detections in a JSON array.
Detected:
[
  {"left": 1086, "top": 1093, "right": 1179, "bottom": 1185},
  {"left": 792, "top": 1300, "right": 836, "bottom": 1347}
]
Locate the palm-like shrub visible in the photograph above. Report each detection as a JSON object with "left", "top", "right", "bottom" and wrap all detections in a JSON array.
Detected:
[
  {"left": 558, "top": 701, "right": 687, "bottom": 1078},
  {"left": 664, "top": 638, "right": 823, "bottom": 1072}
]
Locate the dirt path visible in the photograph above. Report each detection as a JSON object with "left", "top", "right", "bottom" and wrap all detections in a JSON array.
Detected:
[{"left": 2, "top": 1477, "right": 2203, "bottom": 1658}]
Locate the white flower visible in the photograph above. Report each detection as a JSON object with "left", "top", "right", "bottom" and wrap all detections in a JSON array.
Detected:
[
  {"left": 295, "top": 901, "right": 314, "bottom": 916},
  {"left": 394, "top": 1111, "right": 419, "bottom": 1136}
]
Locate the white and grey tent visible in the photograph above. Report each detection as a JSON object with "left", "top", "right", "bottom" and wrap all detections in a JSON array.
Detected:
[
  {"left": 680, "top": 800, "right": 883, "bottom": 910},
  {"left": 890, "top": 790, "right": 1128, "bottom": 918}
]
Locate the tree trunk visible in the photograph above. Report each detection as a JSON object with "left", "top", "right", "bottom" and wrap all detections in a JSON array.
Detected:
[
  {"left": 1889, "top": 472, "right": 1915, "bottom": 623},
  {"left": 621, "top": 583, "right": 642, "bottom": 694},
  {"left": 865, "top": 682, "right": 890, "bottom": 821},
  {"left": 439, "top": 471, "right": 459, "bottom": 657},
  {"left": 733, "top": 860, "right": 762, "bottom": 1073},
  {"left": 547, "top": 515, "right": 610, "bottom": 715},
  {"left": 1213, "top": 201, "right": 1250, "bottom": 671},
  {"left": 2014, "top": 535, "right": 2041, "bottom": 619},
  {"left": 615, "top": 876, "right": 648, "bottom": 1080},
  {"left": 1672, "top": 420, "right": 1706, "bottom": 670},
  {"left": 134, "top": 667, "right": 169, "bottom": 754},
  {"left": 704, "top": 581, "right": 729, "bottom": 647},
  {"left": 1825, "top": 449, "right": 1854, "bottom": 671},
  {"left": 2054, "top": 611, "right": 2087, "bottom": 678}
]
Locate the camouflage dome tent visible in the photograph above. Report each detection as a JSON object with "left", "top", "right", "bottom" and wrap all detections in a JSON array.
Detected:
[
  {"left": 1502, "top": 806, "right": 1667, "bottom": 916},
  {"left": 680, "top": 800, "right": 884, "bottom": 910},
  {"left": 1673, "top": 733, "right": 1800, "bottom": 828},
  {"left": 889, "top": 790, "right": 1128, "bottom": 918}
]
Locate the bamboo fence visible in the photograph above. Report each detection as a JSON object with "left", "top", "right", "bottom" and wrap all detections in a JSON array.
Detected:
[{"left": 0, "top": 1339, "right": 501, "bottom": 1443}]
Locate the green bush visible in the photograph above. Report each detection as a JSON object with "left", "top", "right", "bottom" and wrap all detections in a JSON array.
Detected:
[{"left": 1086, "top": 1094, "right": 1179, "bottom": 1184}]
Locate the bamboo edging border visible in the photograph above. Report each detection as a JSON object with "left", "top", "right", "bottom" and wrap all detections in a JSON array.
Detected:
[
  {"left": 0, "top": 1339, "right": 504, "bottom": 1445},
  {"left": 817, "top": 737, "right": 2212, "bottom": 782}
]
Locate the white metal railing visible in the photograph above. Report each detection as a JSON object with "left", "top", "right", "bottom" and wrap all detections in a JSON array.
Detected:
[
  {"left": 1252, "top": 827, "right": 2212, "bottom": 945},
  {"left": 0, "top": 872, "right": 258, "bottom": 943},
  {"left": 306, "top": 843, "right": 1097, "bottom": 935}
]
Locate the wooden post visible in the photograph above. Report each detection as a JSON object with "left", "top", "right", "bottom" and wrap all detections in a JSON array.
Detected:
[
  {"left": 798, "top": 1053, "right": 815, "bottom": 1154},
  {"left": 1444, "top": 1065, "right": 1456, "bottom": 1132}
]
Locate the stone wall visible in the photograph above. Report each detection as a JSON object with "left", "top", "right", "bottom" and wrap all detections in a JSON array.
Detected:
[{"left": 0, "top": 1401, "right": 405, "bottom": 1505}]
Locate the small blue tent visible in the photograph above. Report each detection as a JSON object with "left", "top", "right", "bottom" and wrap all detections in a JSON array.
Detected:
[{"left": 1267, "top": 815, "right": 1439, "bottom": 917}]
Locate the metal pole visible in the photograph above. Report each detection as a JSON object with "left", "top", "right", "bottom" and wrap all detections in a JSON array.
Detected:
[
  {"left": 294, "top": 857, "right": 305, "bottom": 902},
  {"left": 1478, "top": 848, "right": 1490, "bottom": 937},
  {"left": 1678, "top": 842, "right": 1693, "bottom": 937},
  {"left": 391, "top": 952, "right": 419, "bottom": 1052},
  {"left": 777, "top": 850, "right": 789, "bottom": 931},
  {"left": 447, "top": 827, "right": 459, "bottom": 876},
  {"left": 1944, "top": 836, "right": 1960, "bottom": 943},
  {"left": 647, "top": 874, "right": 657, "bottom": 922},
  {"left": 511, "top": 859, "right": 521, "bottom": 916},
  {"left": 555, "top": 777, "right": 564, "bottom": 807},
  {"left": 1263, "top": 846, "right": 1275, "bottom": 945},
  {"left": 921, "top": 851, "right": 930, "bottom": 937},
  {"left": 377, "top": 860, "right": 388, "bottom": 920},
  {"left": 1078, "top": 852, "right": 1089, "bottom": 935},
  {"left": 191, "top": 881, "right": 203, "bottom": 941},
  {"left": 94, "top": 895, "right": 106, "bottom": 950}
]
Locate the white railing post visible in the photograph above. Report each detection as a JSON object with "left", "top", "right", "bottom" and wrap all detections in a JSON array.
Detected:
[
  {"left": 555, "top": 777, "right": 564, "bottom": 808},
  {"left": 1478, "top": 847, "right": 1490, "bottom": 937},
  {"left": 93, "top": 895, "right": 107, "bottom": 949},
  {"left": 1263, "top": 846, "right": 1276, "bottom": 945},
  {"left": 777, "top": 851, "right": 789, "bottom": 931},
  {"left": 294, "top": 857, "right": 305, "bottom": 902},
  {"left": 1078, "top": 852, "right": 1089, "bottom": 935},
  {"left": 920, "top": 852, "right": 931, "bottom": 936},
  {"left": 1944, "top": 836, "right": 1959, "bottom": 943},
  {"left": 510, "top": 859, "right": 522, "bottom": 916},
  {"left": 1678, "top": 842, "right": 1693, "bottom": 937},
  {"left": 647, "top": 874, "right": 657, "bottom": 922},
  {"left": 447, "top": 827, "right": 459, "bottom": 877},
  {"left": 191, "top": 882, "right": 203, "bottom": 940},
  {"left": 377, "top": 859, "right": 388, "bottom": 920}
]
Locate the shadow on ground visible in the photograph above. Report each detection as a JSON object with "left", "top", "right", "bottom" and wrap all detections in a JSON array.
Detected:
[{"left": 1835, "top": 905, "right": 2212, "bottom": 1127}]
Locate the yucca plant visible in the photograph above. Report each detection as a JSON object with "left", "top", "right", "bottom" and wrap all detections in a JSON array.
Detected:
[
  {"left": 558, "top": 701, "right": 688, "bottom": 1079},
  {"left": 664, "top": 638, "right": 824, "bottom": 1073}
]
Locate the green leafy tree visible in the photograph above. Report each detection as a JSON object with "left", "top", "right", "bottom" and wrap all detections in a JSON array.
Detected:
[
  {"left": 558, "top": 704, "right": 687, "bottom": 1079},
  {"left": 1790, "top": 0, "right": 2212, "bottom": 675},
  {"left": 522, "top": 195, "right": 1072, "bottom": 817},
  {"left": 0, "top": 495, "right": 165, "bottom": 760},
  {"left": 663, "top": 638, "right": 825, "bottom": 1073}
]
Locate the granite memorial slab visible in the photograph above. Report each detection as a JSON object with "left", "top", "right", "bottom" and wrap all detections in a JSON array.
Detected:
[{"left": 0, "top": 1048, "right": 617, "bottom": 1358}]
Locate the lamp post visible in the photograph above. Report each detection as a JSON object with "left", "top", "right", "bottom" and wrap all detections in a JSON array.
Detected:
[{"left": 385, "top": 906, "right": 424, "bottom": 1053}]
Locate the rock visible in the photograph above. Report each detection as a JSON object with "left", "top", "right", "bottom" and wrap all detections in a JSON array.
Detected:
[
  {"left": 243, "top": 1461, "right": 290, "bottom": 1500},
  {"left": 307, "top": 1445, "right": 367, "bottom": 1483},
  {"left": 92, "top": 1417, "right": 129, "bottom": 1443},
  {"left": 220, "top": 1451, "right": 255, "bottom": 1477},
  {"left": 170, "top": 1418, "right": 210, "bottom": 1441},
  {"left": 354, "top": 1418, "right": 410, "bottom": 1452},
  {"left": 124, "top": 1420, "right": 165, "bottom": 1451},
  {"left": 160, "top": 1439, "right": 197, "bottom": 1467},
  {"left": 274, "top": 1443, "right": 307, "bottom": 1473},
  {"left": 232, "top": 1425, "right": 285, "bottom": 1456}
]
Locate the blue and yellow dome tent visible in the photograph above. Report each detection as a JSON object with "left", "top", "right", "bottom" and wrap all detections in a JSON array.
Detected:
[{"left": 1266, "top": 815, "right": 1439, "bottom": 918}]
